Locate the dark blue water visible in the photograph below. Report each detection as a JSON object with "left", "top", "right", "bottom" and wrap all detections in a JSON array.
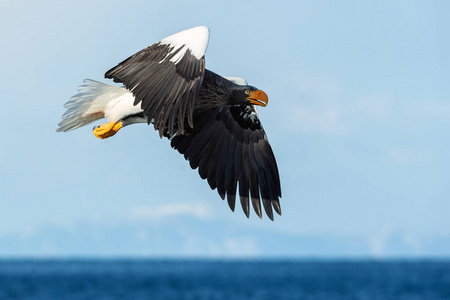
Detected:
[{"left": 0, "top": 260, "right": 449, "bottom": 300}]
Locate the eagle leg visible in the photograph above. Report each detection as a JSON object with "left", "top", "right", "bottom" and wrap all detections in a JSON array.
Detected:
[{"left": 92, "top": 121, "right": 122, "bottom": 139}]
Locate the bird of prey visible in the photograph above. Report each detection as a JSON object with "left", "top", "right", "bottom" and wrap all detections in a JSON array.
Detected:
[{"left": 57, "top": 26, "right": 282, "bottom": 220}]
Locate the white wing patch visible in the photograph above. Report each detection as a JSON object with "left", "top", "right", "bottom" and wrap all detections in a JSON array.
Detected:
[
  {"left": 160, "top": 26, "right": 210, "bottom": 63},
  {"left": 240, "top": 105, "right": 260, "bottom": 123}
]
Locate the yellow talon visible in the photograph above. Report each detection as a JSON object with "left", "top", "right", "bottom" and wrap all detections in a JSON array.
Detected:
[{"left": 93, "top": 121, "right": 122, "bottom": 139}]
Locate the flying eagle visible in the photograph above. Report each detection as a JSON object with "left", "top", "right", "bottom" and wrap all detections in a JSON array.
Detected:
[{"left": 57, "top": 26, "right": 282, "bottom": 220}]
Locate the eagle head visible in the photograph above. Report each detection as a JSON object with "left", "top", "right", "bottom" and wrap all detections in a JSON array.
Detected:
[{"left": 230, "top": 87, "right": 268, "bottom": 107}]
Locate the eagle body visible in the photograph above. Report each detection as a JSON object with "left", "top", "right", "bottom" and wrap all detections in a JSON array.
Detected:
[{"left": 58, "top": 26, "right": 282, "bottom": 220}]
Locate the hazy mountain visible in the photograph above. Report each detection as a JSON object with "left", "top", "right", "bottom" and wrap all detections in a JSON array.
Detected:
[{"left": 1, "top": 215, "right": 448, "bottom": 258}]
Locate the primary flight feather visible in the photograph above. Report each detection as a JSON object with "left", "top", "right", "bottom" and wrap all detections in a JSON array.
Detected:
[{"left": 57, "top": 26, "right": 282, "bottom": 220}]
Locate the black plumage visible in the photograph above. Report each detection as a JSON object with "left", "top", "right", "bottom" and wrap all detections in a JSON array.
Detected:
[
  {"left": 171, "top": 103, "right": 281, "bottom": 220},
  {"left": 103, "top": 27, "right": 282, "bottom": 220},
  {"left": 105, "top": 43, "right": 205, "bottom": 137}
]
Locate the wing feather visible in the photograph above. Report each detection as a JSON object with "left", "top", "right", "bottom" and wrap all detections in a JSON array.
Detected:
[
  {"left": 205, "top": 128, "right": 226, "bottom": 190},
  {"left": 105, "top": 27, "right": 209, "bottom": 137},
  {"left": 235, "top": 139, "right": 250, "bottom": 218},
  {"left": 215, "top": 130, "right": 233, "bottom": 200},
  {"left": 247, "top": 143, "right": 263, "bottom": 219},
  {"left": 171, "top": 105, "right": 281, "bottom": 220},
  {"left": 225, "top": 138, "right": 238, "bottom": 211}
]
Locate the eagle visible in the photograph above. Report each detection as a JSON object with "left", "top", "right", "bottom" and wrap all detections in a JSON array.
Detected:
[{"left": 57, "top": 26, "right": 282, "bottom": 220}]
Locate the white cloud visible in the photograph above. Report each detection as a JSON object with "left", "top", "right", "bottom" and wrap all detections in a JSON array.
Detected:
[
  {"left": 223, "top": 237, "right": 260, "bottom": 257},
  {"left": 178, "top": 236, "right": 260, "bottom": 258},
  {"left": 367, "top": 227, "right": 426, "bottom": 258},
  {"left": 367, "top": 226, "right": 393, "bottom": 258},
  {"left": 128, "top": 202, "right": 213, "bottom": 220}
]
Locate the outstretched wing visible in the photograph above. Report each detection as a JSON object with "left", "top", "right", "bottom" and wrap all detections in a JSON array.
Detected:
[
  {"left": 105, "top": 26, "right": 209, "bottom": 137},
  {"left": 171, "top": 105, "right": 282, "bottom": 220}
]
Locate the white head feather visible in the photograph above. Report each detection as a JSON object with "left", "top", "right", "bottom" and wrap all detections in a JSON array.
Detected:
[{"left": 224, "top": 77, "right": 248, "bottom": 86}]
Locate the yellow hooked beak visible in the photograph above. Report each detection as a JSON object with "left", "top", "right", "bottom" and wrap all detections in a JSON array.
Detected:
[{"left": 247, "top": 90, "right": 268, "bottom": 107}]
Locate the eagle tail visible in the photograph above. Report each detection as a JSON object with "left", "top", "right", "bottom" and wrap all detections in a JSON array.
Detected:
[{"left": 56, "top": 79, "right": 127, "bottom": 132}]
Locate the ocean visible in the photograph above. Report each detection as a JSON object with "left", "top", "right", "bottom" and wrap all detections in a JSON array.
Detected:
[{"left": 0, "top": 260, "right": 449, "bottom": 299}]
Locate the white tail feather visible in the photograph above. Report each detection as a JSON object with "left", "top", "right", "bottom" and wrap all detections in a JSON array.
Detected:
[{"left": 57, "top": 79, "right": 128, "bottom": 132}]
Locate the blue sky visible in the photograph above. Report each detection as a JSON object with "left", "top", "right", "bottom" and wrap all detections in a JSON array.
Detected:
[{"left": 0, "top": 0, "right": 449, "bottom": 258}]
